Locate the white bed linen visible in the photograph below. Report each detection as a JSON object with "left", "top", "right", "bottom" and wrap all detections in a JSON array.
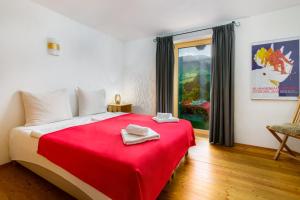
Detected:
[
  {"left": 9, "top": 112, "right": 125, "bottom": 200},
  {"left": 29, "top": 112, "right": 123, "bottom": 139}
]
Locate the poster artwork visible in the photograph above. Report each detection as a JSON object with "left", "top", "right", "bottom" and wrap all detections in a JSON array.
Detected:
[{"left": 251, "top": 38, "right": 299, "bottom": 100}]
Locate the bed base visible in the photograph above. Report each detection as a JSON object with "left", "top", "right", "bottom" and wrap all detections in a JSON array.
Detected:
[{"left": 16, "top": 151, "right": 189, "bottom": 200}]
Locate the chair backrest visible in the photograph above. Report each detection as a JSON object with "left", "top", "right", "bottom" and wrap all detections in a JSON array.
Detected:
[{"left": 292, "top": 97, "right": 300, "bottom": 124}]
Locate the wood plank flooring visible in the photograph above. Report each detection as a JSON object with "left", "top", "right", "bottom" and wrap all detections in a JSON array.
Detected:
[
  {"left": 0, "top": 163, "right": 74, "bottom": 200},
  {"left": 1, "top": 137, "right": 300, "bottom": 200},
  {"left": 159, "top": 137, "right": 300, "bottom": 200}
]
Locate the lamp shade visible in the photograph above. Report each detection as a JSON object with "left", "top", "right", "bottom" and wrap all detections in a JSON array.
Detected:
[
  {"left": 47, "top": 38, "right": 60, "bottom": 56},
  {"left": 115, "top": 94, "right": 121, "bottom": 104}
]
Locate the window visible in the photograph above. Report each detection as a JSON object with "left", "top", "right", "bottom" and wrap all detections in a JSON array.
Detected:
[{"left": 174, "top": 38, "right": 212, "bottom": 132}]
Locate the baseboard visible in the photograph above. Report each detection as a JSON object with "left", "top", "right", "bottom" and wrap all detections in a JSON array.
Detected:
[
  {"left": 235, "top": 142, "right": 300, "bottom": 155},
  {"left": 196, "top": 133, "right": 300, "bottom": 155},
  {"left": 0, "top": 162, "right": 12, "bottom": 168},
  {"left": 194, "top": 129, "right": 208, "bottom": 137}
]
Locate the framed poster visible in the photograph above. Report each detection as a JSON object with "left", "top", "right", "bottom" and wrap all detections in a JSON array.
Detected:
[{"left": 251, "top": 37, "right": 300, "bottom": 100}]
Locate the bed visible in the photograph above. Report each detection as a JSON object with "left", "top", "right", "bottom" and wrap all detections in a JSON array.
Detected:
[{"left": 9, "top": 112, "right": 195, "bottom": 200}]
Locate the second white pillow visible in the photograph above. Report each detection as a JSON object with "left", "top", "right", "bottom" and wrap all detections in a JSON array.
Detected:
[{"left": 77, "top": 88, "right": 106, "bottom": 116}]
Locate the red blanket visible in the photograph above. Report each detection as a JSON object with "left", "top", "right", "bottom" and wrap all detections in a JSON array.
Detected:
[{"left": 38, "top": 113, "right": 195, "bottom": 200}]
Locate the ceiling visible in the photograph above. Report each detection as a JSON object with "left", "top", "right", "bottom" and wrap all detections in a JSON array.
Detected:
[{"left": 31, "top": 0, "right": 300, "bottom": 41}]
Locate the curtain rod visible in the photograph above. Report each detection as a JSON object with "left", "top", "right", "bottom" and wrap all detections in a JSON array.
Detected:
[{"left": 153, "top": 21, "right": 240, "bottom": 42}]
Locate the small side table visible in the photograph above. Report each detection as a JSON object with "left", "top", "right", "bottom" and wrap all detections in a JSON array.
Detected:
[{"left": 107, "top": 104, "right": 132, "bottom": 113}]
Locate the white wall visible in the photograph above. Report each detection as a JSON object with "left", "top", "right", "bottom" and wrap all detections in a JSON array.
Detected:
[
  {"left": 0, "top": 0, "right": 124, "bottom": 164},
  {"left": 235, "top": 6, "right": 300, "bottom": 151},
  {"left": 122, "top": 5, "right": 300, "bottom": 151},
  {"left": 122, "top": 38, "right": 156, "bottom": 115}
]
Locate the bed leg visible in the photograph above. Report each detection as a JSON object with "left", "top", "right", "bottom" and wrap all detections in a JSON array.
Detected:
[
  {"left": 185, "top": 151, "right": 189, "bottom": 157},
  {"left": 168, "top": 171, "right": 175, "bottom": 184},
  {"left": 172, "top": 172, "right": 175, "bottom": 179}
]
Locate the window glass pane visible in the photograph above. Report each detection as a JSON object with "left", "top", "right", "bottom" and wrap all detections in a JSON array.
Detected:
[{"left": 178, "top": 44, "right": 211, "bottom": 130}]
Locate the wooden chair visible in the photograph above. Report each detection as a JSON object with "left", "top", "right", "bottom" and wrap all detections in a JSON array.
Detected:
[{"left": 266, "top": 98, "right": 300, "bottom": 161}]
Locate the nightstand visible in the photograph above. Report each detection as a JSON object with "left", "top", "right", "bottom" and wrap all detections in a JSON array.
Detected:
[{"left": 107, "top": 104, "right": 132, "bottom": 113}]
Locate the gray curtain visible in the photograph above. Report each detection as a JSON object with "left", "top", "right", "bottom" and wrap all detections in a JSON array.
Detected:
[
  {"left": 156, "top": 36, "right": 174, "bottom": 113},
  {"left": 209, "top": 23, "right": 235, "bottom": 147}
]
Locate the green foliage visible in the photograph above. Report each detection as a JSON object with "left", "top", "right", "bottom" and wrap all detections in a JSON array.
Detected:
[{"left": 178, "top": 54, "right": 211, "bottom": 130}]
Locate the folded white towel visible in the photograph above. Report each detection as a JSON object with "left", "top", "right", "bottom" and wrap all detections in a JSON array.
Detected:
[
  {"left": 156, "top": 112, "right": 173, "bottom": 119},
  {"left": 152, "top": 116, "right": 179, "bottom": 123},
  {"left": 125, "top": 124, "right": 148, "bottom": 136},
  {"left": 121, "top": 128, "right": 160, "bottom": 145}
]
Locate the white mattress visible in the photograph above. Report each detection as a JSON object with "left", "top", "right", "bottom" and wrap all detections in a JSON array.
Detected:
[{"left": 9, "top": 112, "right": 125, "bottom": 200}]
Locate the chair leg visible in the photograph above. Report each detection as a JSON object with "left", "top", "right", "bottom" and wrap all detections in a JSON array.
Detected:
[
  {"left": 274, "top": 134, "right": 289, "bottom": 160},
  {"left": 266, "top": 127, "right": 296, "bottom": 156}
]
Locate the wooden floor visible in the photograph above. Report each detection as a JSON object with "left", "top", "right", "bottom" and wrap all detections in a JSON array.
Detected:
[{"left": 1, "top": 137, "right": 300, "bottom": 200}]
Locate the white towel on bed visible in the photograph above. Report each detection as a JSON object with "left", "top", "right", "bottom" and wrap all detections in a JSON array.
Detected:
[
  {"left": 125, "top": 124, "right": 148, "bottom": 136},
  {"left": 153, "top": 112, "right": 179, "bottom": 123},
  {"left": 121, "top": 128, "right": 160, "bottom": 145},
  {"left": 156, "top": 112, "right": 173, "bottom": 120},
  {"left": 152, "top": 116, "right": 179, "bottom": 123}
]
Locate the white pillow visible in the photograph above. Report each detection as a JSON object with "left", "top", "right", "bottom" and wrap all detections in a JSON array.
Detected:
[
  {"left": 21, "top": 89, "right": 73, "bottom": 126},
  {"left": 77, "top": 88, "right": 106, "bottom": 116}
]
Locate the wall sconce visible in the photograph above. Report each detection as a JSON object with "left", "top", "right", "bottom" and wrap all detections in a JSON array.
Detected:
[
  {"left": 47, "top": 38, "right": 60, "bottom": 56},
  {"left": 115, "top": 94, "right": 121, "bottom": 105}
]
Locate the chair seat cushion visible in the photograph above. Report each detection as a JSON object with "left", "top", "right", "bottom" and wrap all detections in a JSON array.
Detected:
[{"left": 270, "top": 123, "right": 300, "bottom": 137}]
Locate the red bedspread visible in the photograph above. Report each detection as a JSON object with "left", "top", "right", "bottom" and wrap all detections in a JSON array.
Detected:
[{"left": 38, "top": 113, "right": 195, "bottom": 200}]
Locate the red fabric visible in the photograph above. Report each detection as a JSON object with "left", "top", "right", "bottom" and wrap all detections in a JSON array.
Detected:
[{"left": 38, "top": 113, "right": 195, "bottom": 200}]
